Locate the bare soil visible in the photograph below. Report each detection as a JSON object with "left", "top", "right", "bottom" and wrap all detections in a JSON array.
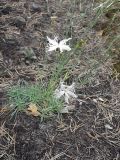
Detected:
[{"left": 0, "top": 0, "right": 120, "bottom": 160}]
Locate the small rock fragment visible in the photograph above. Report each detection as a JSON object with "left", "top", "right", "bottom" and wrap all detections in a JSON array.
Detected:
[
  {"left": 14, "top": 16, "right": 26, "bottom": 29},
  {"left": 31, "top": 3, "right": 41, "bottom": 12},
  {"left": 105, "top": 124, "right": 113, "bottom": 130}
]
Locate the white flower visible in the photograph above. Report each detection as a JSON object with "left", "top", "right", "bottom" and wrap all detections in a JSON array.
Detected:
[
  {"left": 46, "top": 36, "right": 72, "bottom": 53},
  {"left": 54, "top": 81, "right": 77, "bottom": 103}
]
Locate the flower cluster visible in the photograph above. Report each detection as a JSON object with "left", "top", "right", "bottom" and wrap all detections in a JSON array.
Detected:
[
  {"left": 46, "top": 36, "right": 72, "bottom": 53},
  {"left": 54, "top": 81, "right": 77, "bottom": 104}
]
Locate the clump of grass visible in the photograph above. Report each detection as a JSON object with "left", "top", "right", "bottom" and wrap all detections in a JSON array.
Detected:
[
  {"left": 94, "top": 0, "right": 119, "bottom": 11},
  {"left": 7, "top": 53, "right": 71, "bottom": 118},
  {"left": 92, "top": 0, "right": 120, "bottom": 27},
  {"left": 8, "top": 84, "right": 44, "bottom": 111},
  {"left": 94, "top": 0, "right": 120, "bottom": 16},
  {"left": 8, "top": 83, "right": 63, "bottom": 118}
]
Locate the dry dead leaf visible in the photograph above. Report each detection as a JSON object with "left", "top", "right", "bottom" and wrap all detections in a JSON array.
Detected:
[
  {"left": 93, "top": 99, "right": 98, "bottom": 103},
  {"left": 0, "top": 107, "right": 9, "bottom": 113},
  {"left": 98, "top": 97, "right": 104, "bottom": 102},
  {"left": 26, "top": 103, "right": 40, "bottom": 116},
  {"left": 96, "top": 30, "right": 104, "bottom": 36},
  {"left": 51, "top": 16, "right": 58, "bottom": 20},
  {"left": 105, "top": 124, "right": 113, "bottom": 130},
  {"left": 60, "top": 105, "right": 75, "bottom": 113}
]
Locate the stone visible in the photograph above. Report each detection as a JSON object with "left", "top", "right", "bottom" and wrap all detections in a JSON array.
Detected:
[{"left": 14, "top": 16, "right": 26, "bottom": 29}]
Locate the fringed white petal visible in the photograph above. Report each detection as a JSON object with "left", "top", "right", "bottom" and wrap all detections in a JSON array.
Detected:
[
  {"left": 64, "top": 93, "right": 69, "bottom": 104},
  {"left": 59, "top": 45, "right": 71, "bottom": 52},
  {"left": 47, "top": 45, "right": 58, "bottom": 52},
  {"left": 54, "top": 81, "right": 77, "bottom": 104},
  {"left": 47, "top": 36, "right": 58, "bottom": 46},
  {"left": 47, "top": 37, "right": 72, "bottom": 53},
  {"left": 54, "top": 89, "right": 64, "bottom": 99},
  {"left": 59, "top": 38, "right": 72, "bottom": 45}
]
